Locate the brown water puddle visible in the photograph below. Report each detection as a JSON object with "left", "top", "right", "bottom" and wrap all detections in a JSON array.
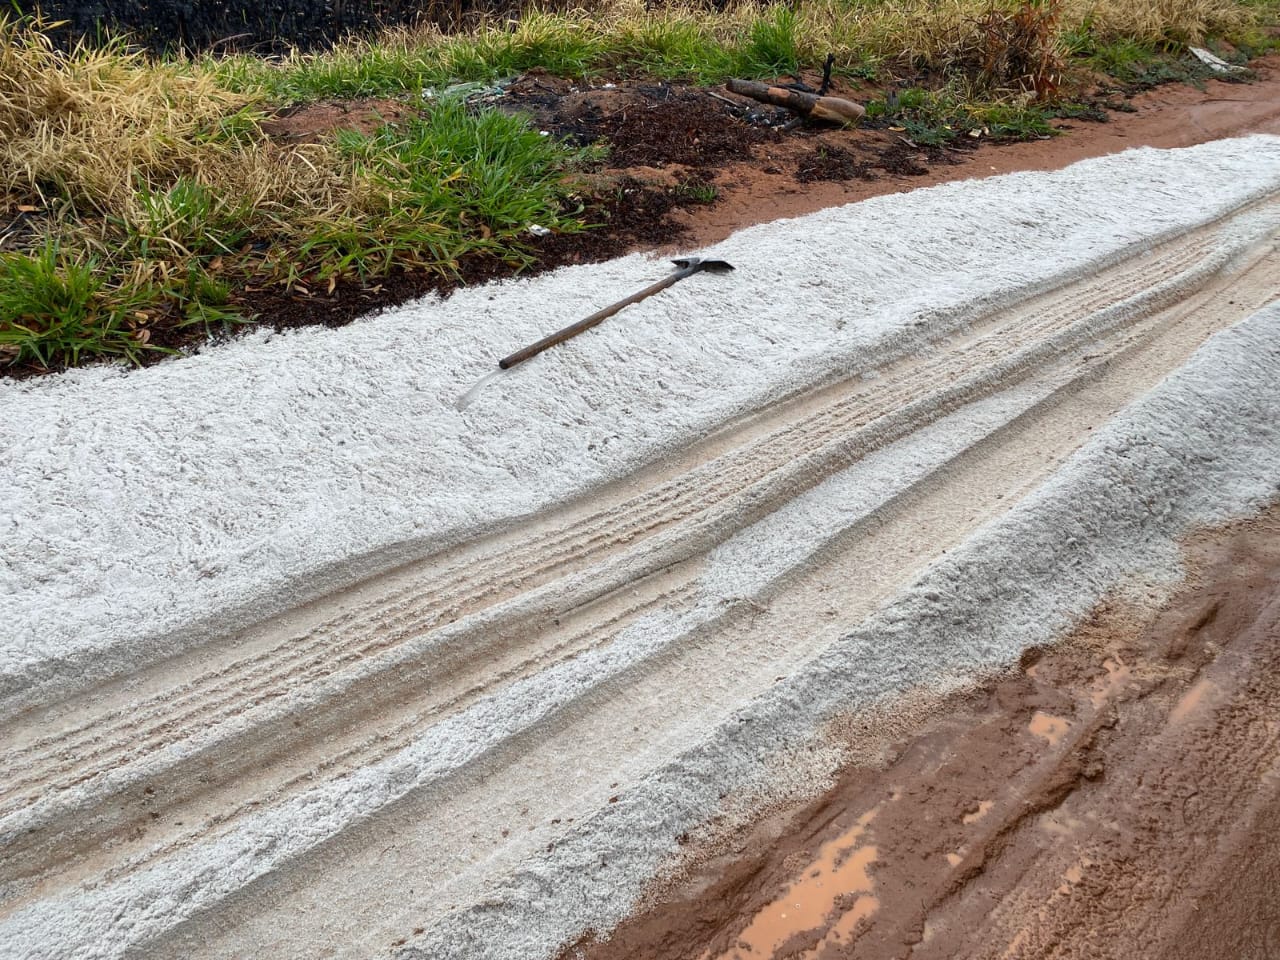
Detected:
[
  {"left": 1027, "top": 711, "right": 1071, "bottom": 746},
  {"left": 961, "top": 799, "right": 994, "bottom": 825},
  {"left": 702, "top": 809, "right": 880, "bottom": 959}
]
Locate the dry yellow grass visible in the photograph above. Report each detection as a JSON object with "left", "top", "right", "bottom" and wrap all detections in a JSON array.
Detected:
[
  {"left": 0, "top": 22, "right": 252, "bottom": 211},
  {"left": 0, "top": 16, "right": 386, "bottom": 278},
  {"left": 799, "top": 0, "right": 1254, "bottom": 72},
  {"left": 1060, "top": 0, "right": 1253, "bottom": 44}
]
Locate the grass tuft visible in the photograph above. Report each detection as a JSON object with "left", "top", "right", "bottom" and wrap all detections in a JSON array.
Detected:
[
  {"left": 948, "top": 0, "right": 1066, "bottom": 98},
  {"left": 0, "top": 241, "right": 161, "bottom": 368},
  {"left": 742, "top": 7, "right": 803, "bottom": 75},
  {"left": 867, "top": 84, "right": 1060, "bottom": 144},
  {"left": 306, "top": 99, "right": 594, "bottom": 277}
]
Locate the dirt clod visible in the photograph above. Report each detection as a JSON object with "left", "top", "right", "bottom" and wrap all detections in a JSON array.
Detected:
[{"left": 794, "top": 145, "right": 876, "bottom": 183}]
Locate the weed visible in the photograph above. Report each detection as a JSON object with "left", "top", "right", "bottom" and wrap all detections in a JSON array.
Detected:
[
  {"left": 970, "top": 100, "right": 1058, "bottom": 137},
  {"left": 1086, "top": 40, "right": 1220, "bottom": 86},
  {"left": 741, "top": 7, "right": 802, "bottom": 76},
  {"left": 313, "top": 99, "right": 590, "bottom": 276},
  {"left": 0, "top": 242, "right": 161, "bottom": 368},
  {"left": 1050, "top": 99, "right": 1110, "bottom": 121},
  {"left": 673, "top": 178, "right": 719, "bottom": 203},
  {"left": 961, "top": 0, "right": 1066, "bottom": 99},
  {"left": 171, "top": 265, "right": 252, "bottom": 334},
  {"left": 126, "top": 178, "right": 255, "bottom": 259},
  {"left": 869, "top": 84, "right": 1061, "bottom": 143}
]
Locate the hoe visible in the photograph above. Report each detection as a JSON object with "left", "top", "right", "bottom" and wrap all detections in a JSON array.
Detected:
[{"left": 455, "top": 256, "right": 735, "bottom": 409}]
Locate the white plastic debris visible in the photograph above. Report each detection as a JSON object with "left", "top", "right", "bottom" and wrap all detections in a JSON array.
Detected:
[{"left": 1189, "top": 46, "right": 1248, "bottom": 75}]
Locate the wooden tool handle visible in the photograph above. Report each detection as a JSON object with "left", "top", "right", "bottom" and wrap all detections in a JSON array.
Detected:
[{"left": 498, "top": 268, "right": 690, "bottom": 370}]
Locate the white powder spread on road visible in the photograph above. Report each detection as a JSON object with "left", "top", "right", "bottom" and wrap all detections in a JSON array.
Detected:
[
  {"left": 407, "top": 297, "right": 1280, "bottom": 960},
  {"left": 2, "top": 139, "right": 1280, "bottom": 960},
  {"left": 3, "top": 136, "right": 1280, "bottom": 713},
  {"left": 0, "top": 375, "right": 1079, "bottom": 960}
]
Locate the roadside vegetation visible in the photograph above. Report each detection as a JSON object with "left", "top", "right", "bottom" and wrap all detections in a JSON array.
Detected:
[{"left": 1, "top": 0, "right": 1276, "bottom": 373}]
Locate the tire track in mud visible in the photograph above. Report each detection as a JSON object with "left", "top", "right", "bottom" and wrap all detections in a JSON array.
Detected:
[{"left": 0, "top": 198, "right": 1277, "bottom": 955}]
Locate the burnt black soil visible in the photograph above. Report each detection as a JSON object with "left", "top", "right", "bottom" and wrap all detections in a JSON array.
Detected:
[
  {"left": 794, "top": 145, "right": 877, "bottom": 183},
  {"left": 795, "top": 136, "right": 974, "bottom": 183},
  {"left": 499, "top": 76, "right": 781, "bottom": 167},
  {"left": 12, "top": 0, "right": 561, "bottom": 54}
]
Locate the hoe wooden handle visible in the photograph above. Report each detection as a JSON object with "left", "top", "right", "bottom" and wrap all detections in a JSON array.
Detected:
[{"left": 498, "top": 269, "right": 690, "bottom": 370}]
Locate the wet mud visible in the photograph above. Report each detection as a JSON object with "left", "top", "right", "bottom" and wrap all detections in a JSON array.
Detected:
[{"left": 561, "top": 503, "right": 1280, "bottom": 960}]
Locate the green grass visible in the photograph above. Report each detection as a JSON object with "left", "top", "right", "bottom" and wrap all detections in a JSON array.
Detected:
[
  {"left": 0, "top": 242, "right": 160, "bottom": 368},
  {"left": 206, "top": 17, "right": 619, "bottom": 101},
  {"left": 5, "top": 0, "right": 1278, "bottom": 373},
  {"left": 673, "top": 177, "right": 719, "bottom": 203},
  {"left": 615, "top": 19, "right": 740, "bottom": 82},
  {"left": 866, "top": 85, "right": 1060, "bottom": 145},
  {"left": 306, "top": 99, "right": 595, "bottom": 277},
  {"left": 1230, "top": 0, "right": 1280, "bottom": 52},
  {"left": 207, "top": 4, "right": 898, "bottom": 103},
  {"left": 125, "top": 177, "right": 256, "bottom": 259},
  {"left": 1085, "top": 38, "right": 1194, "bottom": 82},
  {"left": 741, "top": 7, "right": 803, "bottom": 76}
]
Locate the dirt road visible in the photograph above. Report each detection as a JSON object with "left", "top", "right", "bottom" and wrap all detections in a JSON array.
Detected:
[
  {"left": 569, "top": 504, "right": 1280, "bottom": 960},
  {"left": 1, "top": 113, "right": 1279, "bottom": 960}
]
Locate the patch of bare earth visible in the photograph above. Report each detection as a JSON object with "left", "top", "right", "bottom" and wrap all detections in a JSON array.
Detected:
[{"left": 562, "top": 503, "right": 1280, "bottom": 960}]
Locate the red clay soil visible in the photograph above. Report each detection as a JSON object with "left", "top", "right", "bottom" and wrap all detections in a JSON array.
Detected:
[{"left": 561, "top": 504, "right": 1280, "bottom": 960}]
